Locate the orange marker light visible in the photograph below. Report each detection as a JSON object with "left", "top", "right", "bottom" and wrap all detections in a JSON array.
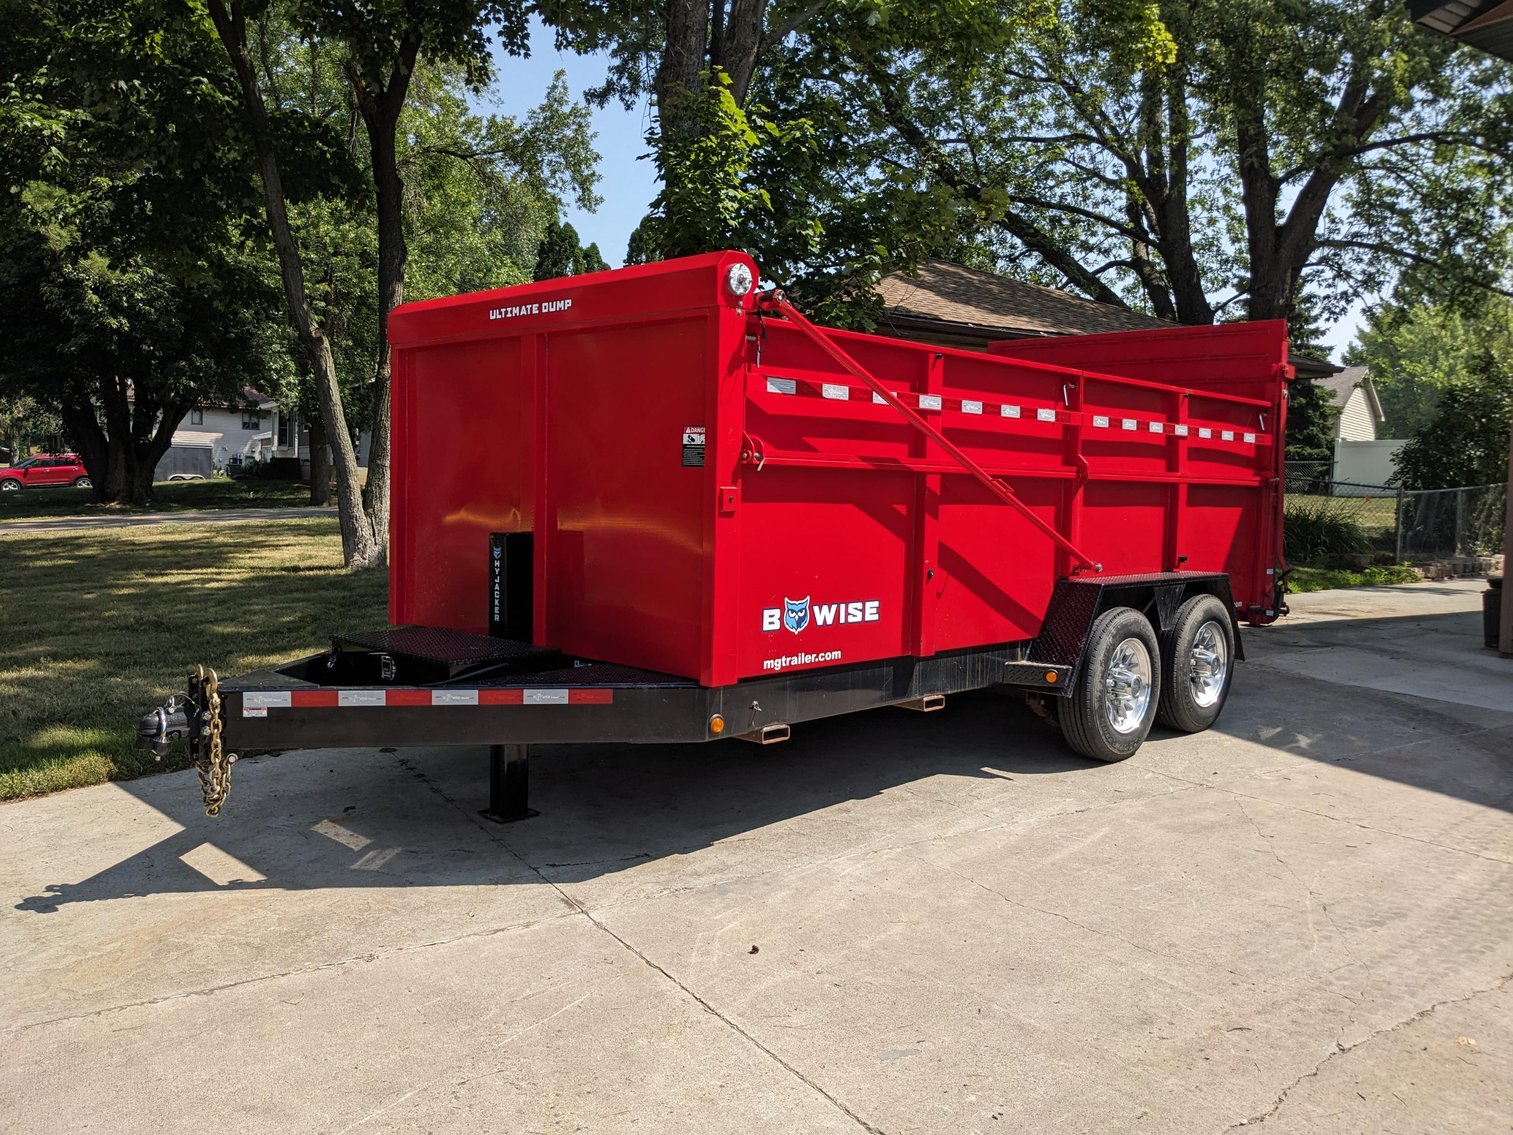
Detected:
[
  {"left": 1045, "top": 670, "right": 1059, "bottom": 684},
  {"left": 710, "top": 714, "right": 726, "bottom": 734}
]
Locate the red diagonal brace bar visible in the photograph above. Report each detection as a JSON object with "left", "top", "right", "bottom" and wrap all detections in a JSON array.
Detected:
[{"left": 759, "top": 291, "right": 1102, "bottom": 574}]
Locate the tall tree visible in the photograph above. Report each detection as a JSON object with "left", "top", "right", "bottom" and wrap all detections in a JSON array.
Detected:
[
  {"left": 543, "top": 0, "right": 834, "bottom": 262},
  {"left": 780, "top": 0, "right": 1513, "bottom": 326},
  {"left": 0, "top": 0, "right": 286, "bottom": 504},
  {"left": 0, "top": 220, "right": 279, "bottom": 504},
  {"left": 206, "top": 0, "right": 382, "bottom": 565},
  {"left": 1346, "top": 288, "right": 1513, "bottom": 437},
  {"left": 206, "top": 0, "right": 597, "bottom": 566}
]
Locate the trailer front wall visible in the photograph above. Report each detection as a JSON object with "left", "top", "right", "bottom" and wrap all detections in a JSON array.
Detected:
[
  {"left": 540, "top": 322, "right": 709, "bottom": 677},
  {"left": 392, "top": 338, "right": 535, "bottom": 633}
]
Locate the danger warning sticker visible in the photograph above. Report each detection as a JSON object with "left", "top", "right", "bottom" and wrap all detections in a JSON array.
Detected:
[{"left": 682, "top": 425, "right": 707, "bottom": 467}]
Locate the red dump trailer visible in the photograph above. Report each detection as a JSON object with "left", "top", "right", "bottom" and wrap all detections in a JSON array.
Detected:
[{"left": 139, "top": 251, "right": 1293, "bottom": 819}]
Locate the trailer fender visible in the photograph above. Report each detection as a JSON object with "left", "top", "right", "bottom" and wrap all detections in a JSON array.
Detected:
[{"left": 1017, "top": 572, "right": 1242, "bottom": 696}]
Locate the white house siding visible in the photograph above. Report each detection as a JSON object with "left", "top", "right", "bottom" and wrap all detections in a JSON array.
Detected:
[
  {"left": 1337, "top": 388, "right": 1378, "bottom": 441},
  {"left": 179, "top": 406, "right": 274, "bottom": 471}
]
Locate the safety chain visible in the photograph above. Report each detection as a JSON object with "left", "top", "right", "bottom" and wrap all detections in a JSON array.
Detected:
[{"left": 191, "top": 664, "right": 235, "bottom": 816}]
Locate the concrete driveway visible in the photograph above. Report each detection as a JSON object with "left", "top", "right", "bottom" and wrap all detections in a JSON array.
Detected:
[
  {"left": 2, "top": 580, "right": 1509, "bottom": 1133},
  {"left": 0, "top": 506, "right": 335, "bottom": 532}
]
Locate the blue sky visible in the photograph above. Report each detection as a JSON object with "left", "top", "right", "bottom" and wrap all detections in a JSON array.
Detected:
[
  {"left": 486, "top": 19, "right": 655, "bottom": 267},
  {"left": 485, "top": 22, "right": 1363, "bottom": 359}
]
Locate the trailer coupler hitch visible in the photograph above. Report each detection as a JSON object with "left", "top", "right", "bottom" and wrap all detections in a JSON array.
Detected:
[
  {"left": 137, "top": 695, "right": 192, "bottom": 759},
  {"left": 136, "top": 668, "right": 237, "bottom": 815}
]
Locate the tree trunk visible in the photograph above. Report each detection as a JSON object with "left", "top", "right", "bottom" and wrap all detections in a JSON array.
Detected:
[
  {"left": 655, "top": 0, "right": 711, "bottom": 142},
  {"left": 353, "top": 67, "right": 416, "bottom": 570},
  {"left": 61, "top": 384, "right": 187, "bottom": 506},
  {"left": 207, "top": 0, "right": 380, "bottom": 569},
  {"left": 308, "top": 417, "right": 332, "bottom": 505},
  {"left": 716, "top": 0, "right": 769, "bottom": 104}
]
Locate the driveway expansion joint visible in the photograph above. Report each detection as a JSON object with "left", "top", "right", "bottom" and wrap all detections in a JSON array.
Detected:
[{"left": 397, "top": 750, "right": 891, "bottom": 1135}]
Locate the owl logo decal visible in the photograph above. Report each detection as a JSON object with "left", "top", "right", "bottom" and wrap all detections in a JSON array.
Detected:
[{"left": 783, "top": 596, "right": 811, "bottom": 634}]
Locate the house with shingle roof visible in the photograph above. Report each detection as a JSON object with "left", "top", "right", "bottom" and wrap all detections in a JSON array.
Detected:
[
  {"left": 875, "top": 260, "right": 1340, "bottom": 382},
  {"left": 1316, "top": 365, "right": 1385, "bottom": 441}
]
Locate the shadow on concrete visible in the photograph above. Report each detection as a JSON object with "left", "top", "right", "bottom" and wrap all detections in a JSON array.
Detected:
[
  {"left": 15, "top": 607, "right": 1511, "bottom": 914},
  {"left": 13, "top": 692, "right": 1071, "bottom": 913}
]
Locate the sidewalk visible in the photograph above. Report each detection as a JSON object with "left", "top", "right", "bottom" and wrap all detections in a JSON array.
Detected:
[{"left": 0, "top": 505, "right": 336, "bottom": 532}]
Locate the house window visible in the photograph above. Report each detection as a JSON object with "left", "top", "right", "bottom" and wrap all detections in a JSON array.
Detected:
[
  {"left": 242, "top": 410, "right": 260, "bottom": 430},
  {"left": 190, "top": 409, "right": 203, "bottom": 425},
  {"left": 276, "top": 412, "right": 293, "bottom": 449}
]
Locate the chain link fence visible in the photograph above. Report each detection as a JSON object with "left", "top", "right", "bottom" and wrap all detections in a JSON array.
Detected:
[
  {"left": 1398, "top": 483, "right": 1507, "bottom": 561},
  {"left": 1284, "top": 468, "right": 1507, "bottom": 563}
]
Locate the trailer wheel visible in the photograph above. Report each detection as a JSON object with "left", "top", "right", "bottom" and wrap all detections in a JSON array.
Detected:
[
  {"left": 1062, "top": 606, "right": 1161, "bottom": 763},
  {"left": 1156, "top": 594, "right": 1235, "bottom": 733}
]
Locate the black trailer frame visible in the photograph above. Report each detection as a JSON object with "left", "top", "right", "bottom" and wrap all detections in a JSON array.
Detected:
[{"left": 139, "top": 571, "right": 1238, "bottom": 820}]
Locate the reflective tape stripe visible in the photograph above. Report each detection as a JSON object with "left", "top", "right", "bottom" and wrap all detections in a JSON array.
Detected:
[
  {"left": 1092, "top": 415, "right": 1110, "bottom": 428},
  {"left": 821, "top": 383, "right": 849, "bottom": 400},
  {"left": 1148, "top": 421, "right": 1164, "bottom": 433},
  {"left": 961, "top": 400, "right": 983, "bottom": 415},
  {"left": 238, "top": 687, "right": 614, "bottom": 713},
  {"left": 1001, "top": 404, "right": 1021, "bottom": 418},
  {"left": 765, "top": 377, "right": 797, "bottom": 395},
  {"left": 1036, "top": 408, "right": 1056, "bottom": 422},
  {"left": 1122, "top": 418, "right": 1137, "bottom": 431},
  {"left": 1174, "top": 424, "right": 1190, "bottom": 437},
  {"left": 918, "top": 394, "right": 942, "bottom": 411}
]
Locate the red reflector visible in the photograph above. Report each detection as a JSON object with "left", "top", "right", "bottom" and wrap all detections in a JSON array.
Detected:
[
  {"left": 569, "top": 689, "right": 614, "bottom": 704},
  {"left": 291, "top": 689, "right": 339, "bottom": 708},
  {"left": 479, "top": 689, "right": 524, "bottom": 705},
  {"left": 385, "top": 689, "right": 432, "bottom": 706}
]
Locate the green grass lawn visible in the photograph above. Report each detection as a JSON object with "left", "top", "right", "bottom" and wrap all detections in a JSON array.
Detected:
[
  {"left": 0, "top": 476, "right": 313, "bottom": 520},
  {"left": 0, "top": 517, "right": 386, "bottom": 801},
  {"left": 1286, "top": 564, "right": 1423, "bottom": 593}
]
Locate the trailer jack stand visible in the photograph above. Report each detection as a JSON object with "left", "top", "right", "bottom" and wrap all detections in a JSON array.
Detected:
[{"left": 480, "top": 744, "right": 538, "bottom": 823}]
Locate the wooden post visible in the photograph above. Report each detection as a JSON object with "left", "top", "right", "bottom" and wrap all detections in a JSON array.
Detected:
[{"left": 1501, "top": 420, "right": 1513, "bottom": 655}]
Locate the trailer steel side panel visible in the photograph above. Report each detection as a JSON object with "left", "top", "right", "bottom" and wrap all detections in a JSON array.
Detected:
[{"left": 388, "top": 252, "right": 1290, "bottom": 688}]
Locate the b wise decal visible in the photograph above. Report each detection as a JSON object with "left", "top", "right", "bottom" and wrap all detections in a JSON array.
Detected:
[{"left": 763, "top": 598, "right": 880, "bottom": 634}]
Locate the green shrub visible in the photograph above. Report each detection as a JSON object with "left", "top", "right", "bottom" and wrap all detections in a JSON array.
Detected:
[{"left": 1284, "top": 499, "right": 1370, "bottom": 565}]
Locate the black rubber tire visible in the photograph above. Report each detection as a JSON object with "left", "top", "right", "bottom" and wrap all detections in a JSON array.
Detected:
[
  {"left": 1061, "top": 606, "right": 1161, "bottom": 763},
  {"left": 1156, "top": 594, "right": 1236, "bottom": 733}
]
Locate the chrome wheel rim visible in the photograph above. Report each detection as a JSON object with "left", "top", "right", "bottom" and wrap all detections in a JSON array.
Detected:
[
  {"left": 1104, "top": 637, "right": 1153, "bottom": 734},
  {"left": 1188, "top": 620, "right": 1229, "bottom": 708},
  {"left": 0, "top": 481, "right": 18, "bottom": 491}
]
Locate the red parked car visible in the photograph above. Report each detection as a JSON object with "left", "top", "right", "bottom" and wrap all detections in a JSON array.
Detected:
[{"left": 0, "top": 454, "right": 92, "bottom": 491}]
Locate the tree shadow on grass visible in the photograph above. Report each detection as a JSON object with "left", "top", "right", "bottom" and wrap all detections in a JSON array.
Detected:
[{"left": 0, "top": 521, "right": 386, "bottom": 790}]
